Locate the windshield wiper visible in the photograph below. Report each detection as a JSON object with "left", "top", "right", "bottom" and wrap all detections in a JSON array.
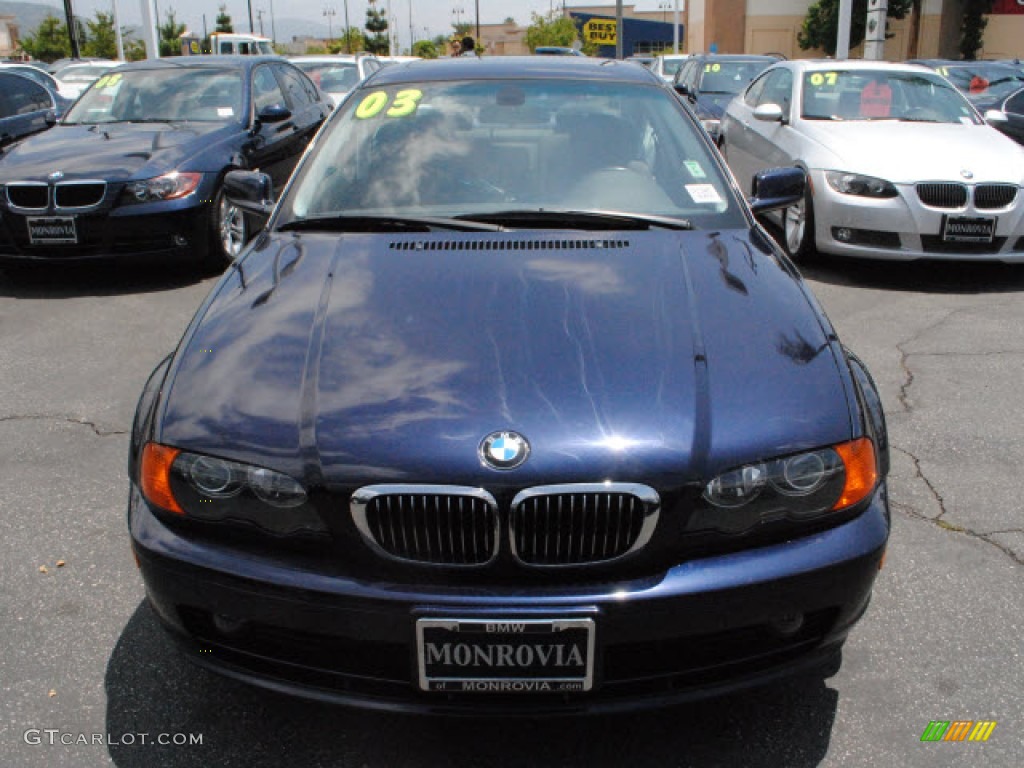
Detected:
[
  {"left": 453, "top": 209, "right": 695, "bottom": 231},
  {"left": 278, "top": 213, "right": 506, "bottom": 233}
]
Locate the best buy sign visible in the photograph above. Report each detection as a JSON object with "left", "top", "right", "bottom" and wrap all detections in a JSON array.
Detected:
[{"left": 583, "top": 19, "right": 617, "bottom": 45}]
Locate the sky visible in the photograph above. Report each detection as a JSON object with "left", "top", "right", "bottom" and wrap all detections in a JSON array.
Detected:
[{"left": 64, "top": 1, "right": 666, "bottom": 52}]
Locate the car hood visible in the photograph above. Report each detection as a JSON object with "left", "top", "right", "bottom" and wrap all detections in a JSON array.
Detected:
[
  {"left": 0, "top": 121, "right": 235, "bottom": 181},
  {"left": 798, "top": 120, "right": 1024, "bottom": 183},
  {"left": 160, "top": 230, "right": 853, "bottom": 488}
]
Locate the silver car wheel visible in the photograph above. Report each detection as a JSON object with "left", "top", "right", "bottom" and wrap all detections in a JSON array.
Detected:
[
  {"left": 785, "top": 199, "right": 806, "bottom": 254},
  {"left": 218, "top": 196, "right": 246, "bottom": 258}
]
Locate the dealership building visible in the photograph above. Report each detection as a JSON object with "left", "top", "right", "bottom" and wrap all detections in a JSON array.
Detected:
[{"left": 479, "top": 2, "right": 1024, "bottom": 60}]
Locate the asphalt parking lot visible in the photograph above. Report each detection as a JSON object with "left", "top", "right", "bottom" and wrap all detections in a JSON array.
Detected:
[{"left": 1, "top": 255, "right": 1020, "bottom": 768}]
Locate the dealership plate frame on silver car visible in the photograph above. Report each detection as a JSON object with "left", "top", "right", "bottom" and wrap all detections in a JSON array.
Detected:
[
  {"left": 416, "top": 617, "right": 596, "bottom": 693},
  {"left": 27, "top": 216, "right": 77, "bottom": 244},
  {"left": 942, "top": 215, "right": 996, "bottom": 243}
]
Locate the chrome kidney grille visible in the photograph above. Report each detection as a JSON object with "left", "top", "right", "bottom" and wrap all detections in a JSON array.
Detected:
[
  {"left": 510, "top": 484, "right": 660, "bottom": 566},
  {"left": 351, "top": 486, "right": 500, "bottom": 566},
  {"left": 916, "top": 183, "right": 967, "bottom": 209},
  {"left": 350, "top": 483, "right": 660, "bottom": 567},
  {"left": 5, "top": 183, "right": 49, "bottom": 210},
  {"left": 55, "top": 181, "right": 106, "bottom": 209},
  {"left": 974, "top": 184, "right": 1017, "bottom": 210}
]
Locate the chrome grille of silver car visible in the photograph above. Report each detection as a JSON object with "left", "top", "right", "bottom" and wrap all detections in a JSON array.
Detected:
[
  {"left": 54, "top": 181, "right": 106, "bottom": 209},
  {"left": 350, "top": 485, "right": 499, "bottom": 566},
  {"left": 510, "top": 484, "right": 660, "bottom": 566},
  {"left": 974, "top": 184, "right": 1017, "bottom": 210},
  {"left": 916, "top": 183, "right": 968, "bottom": 209},
  {"left": 5, "top": 183, "right": 49, "bottom": 210}
]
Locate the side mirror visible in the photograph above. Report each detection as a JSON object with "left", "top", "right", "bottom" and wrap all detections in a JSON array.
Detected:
[
  {"left": 673, "top": 82, "right": 691, "bottom": 98},
  {"left": 749, "top": 166, "right": 805, "bottom": 215},
  {"left": 984, "top": 109, "right": 1009, "bottom": 125},
  {"left": 256, "top": 104, "right": 292, "bottom": 125},
  {"left": 753, "top": 103, "right": 785, "bottom": 123},
  {"left": 224, "top": 170, "right": 274, "bottom": 218},
  {"left": 44, "top": 110, "right": 58, "bottom": 126}
]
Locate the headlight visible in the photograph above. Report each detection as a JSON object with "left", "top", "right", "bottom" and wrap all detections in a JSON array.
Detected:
[
  {"left": 692, "top": 438, "right": 877, "bottom": 534},
  {"left": 140, "top": 443, "right": 325, "bottom": 535},
  {"left": 825, "top": 171, "right": 898, "bottom": 198},
  {"left": 126, "top": 171, "right": 202, "bottom": 203}
]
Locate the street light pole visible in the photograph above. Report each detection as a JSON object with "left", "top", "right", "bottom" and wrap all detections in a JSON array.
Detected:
[
  {"left": 247, "top": 0, "right": 254, "bottom": 33},
  {"left": 323, "top": 7, "right": 335, "bottom": 48}
]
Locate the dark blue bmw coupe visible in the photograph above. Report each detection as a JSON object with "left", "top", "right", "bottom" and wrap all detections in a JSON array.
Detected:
[{"left": 129, "top": 57, "right": 890, "bottom": 714}]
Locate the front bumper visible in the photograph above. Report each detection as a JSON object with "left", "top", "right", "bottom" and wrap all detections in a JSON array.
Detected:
[
  {"left": 129, "top": 484, "right": 890, "bottom": 715},
  {"left": 0, "top": 181, "right": 215, "bottom": 264},
  {"left": 810, "top": 170, "right": 1024, "bottom": 262}
]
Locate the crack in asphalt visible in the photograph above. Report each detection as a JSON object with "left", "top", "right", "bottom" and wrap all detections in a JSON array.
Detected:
[
  {"left": 892, "top": 445, "right": 1022, "bottom": 566},
  {"left": 0, "top": 413, "right": 129, "bottom": 437},
  {"left": 894, "top": 306, "right": 995, "bottom": 413}
]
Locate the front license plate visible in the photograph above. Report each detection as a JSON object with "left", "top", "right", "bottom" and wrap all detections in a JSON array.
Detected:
[
  {"left": 416, "top": 617, "right": 595, "bottom": 693},
  {"left": 27, "top": 216, "right": 78, "bottom": 244},
  {"left": 942, "top": 215, "right": 995, "bottom": 243}
]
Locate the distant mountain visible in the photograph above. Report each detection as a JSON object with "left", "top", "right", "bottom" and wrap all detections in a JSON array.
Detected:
[
  {"left": 263, "top": 17, "right": 331, "bottom": 43},
  {"left": 0, "top": 1, "right": 63, "bottom": 38}
]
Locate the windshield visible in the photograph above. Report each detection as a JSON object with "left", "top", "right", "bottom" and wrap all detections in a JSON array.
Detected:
[
  {"left": 935, "top": 63, "right": 1024, "bottom": 103},
  {"left": 698, "top": 61, "right": 772, "bottom": 94},
  {"left": 280, "top": 79, "right": 743, "bottom": 229},
  {"left": 661, "top": 58, "right": 686, "bottom": 76},
  {"left": 293, "top": 61, "right": 359, "bottom": 93},
  {"left": 64, "top": 68, "right": 244, "bottom": 124},
  {"left": 801, "top": 69, "right": 981, "bottom": 123}
]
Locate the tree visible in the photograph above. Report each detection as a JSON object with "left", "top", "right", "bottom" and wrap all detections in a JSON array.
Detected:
[
  {"left": 412, "top": 39, "right": 438, "bottom": 59},
  {"left": 19, "top": 14, "right": 71, "bottom": 62},
  {"left": 504, "top": 17, "right": 516, "bottom": 25},
  {"left": 215, "top": 5, "right": 234, "bottom": 33},
  {"left": 798, "top": 0, "right": 913, "bottom": 56},
  {"left": 960, "top": 0, "right": 995, "bottom": 60},
  {"left": 158, "top": 9, "right": 186, "bottom": 57},
  {"left": 452, "top": 21, "right": 473, "bottom": 37},
  {"left": 82, "top": 11, "right": 118, "bottom": 59},
  {"left": 364, "top": 0, "right": 389, "bottom": 55},
  {"left": 524, "top": 12, "right": 592, "bottom": 55},
  {"left": 328, "top": 27, "right": 365, "bottom": 54}
]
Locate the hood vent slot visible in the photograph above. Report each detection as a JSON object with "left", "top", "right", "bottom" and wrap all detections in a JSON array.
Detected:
[{"left": 389, "top": 238, "right": 631, "bottom": 252}]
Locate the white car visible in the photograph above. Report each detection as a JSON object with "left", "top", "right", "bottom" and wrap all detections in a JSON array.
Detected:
[
  {"left": 651, "top": 54, "right": 689, "bottom": 82},
  {"left": 722, "top": 59, "right": 1024, "bottom": 262},
  {"left": 288, "top": 54, "right": 383, "bottom": 105},
  {"left": 51, "top": 60, "right": 119, "bottom": 99}
]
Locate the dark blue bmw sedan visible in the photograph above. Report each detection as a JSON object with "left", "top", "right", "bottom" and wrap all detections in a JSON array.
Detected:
[
  {"left": 129, "top": 57, "right": 890, "bottom": 713},
  {"left": 0, "top": 56, "right": 328, "bottom": 270}
]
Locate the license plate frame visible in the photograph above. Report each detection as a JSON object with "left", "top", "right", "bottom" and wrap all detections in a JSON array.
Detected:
[
  {"left": 941, "top": 215, "right": 996, "bottom": 243},
  {"left": 27, "top": 216, "right": 78, "bottom": 245},
  {"left": 416, "top": 617, "right": 595, "bottom": 693}
]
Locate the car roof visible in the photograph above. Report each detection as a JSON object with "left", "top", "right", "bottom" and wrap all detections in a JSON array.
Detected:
[
  {"left": 690, "top": 53, "right": 779, "bottom": 62},
  {"left": 108, "top": 55, "right": 281, "bottom": 72},
  {"left": 784, "top": 59, "right": 937, "bottom": 74},
  {"left": 368, "top": 56, "right": 661, "bottom": 85}
]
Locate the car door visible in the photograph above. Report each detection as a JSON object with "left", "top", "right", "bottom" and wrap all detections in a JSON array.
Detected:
[
  {"left": 0, "top": 73, "right": 55, "bottom": 147},
  {"left": 728, "top": 67, "right": 795, "bottom": 194},
  {"left": 247, "top": 63, "right": 300, "bottom": 190},
  {"left": 721, "top": 71, "right": 770, "bottom": 193},
  {"left": 271, "top": 63, "right": 330, "bottom": 179}
]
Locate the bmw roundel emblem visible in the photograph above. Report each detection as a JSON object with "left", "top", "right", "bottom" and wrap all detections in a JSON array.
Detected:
[
  {"left": 480, "top": 431, "right": 530, "bottom": 470},
  {"left": 48, "top": 171, "right": 64, "bottom": 181},
  {"left": 961, "top": 169, "right": 974, "bottom": 180}
]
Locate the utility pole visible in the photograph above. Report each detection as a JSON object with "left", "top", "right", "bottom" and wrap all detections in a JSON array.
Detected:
[
  {"left": 475, "top": 0, "right": 480, "bottom": 41},
  {"left": 270, "top": 0, "right": 277, "bottom": 44},
  {"left": 864, "top": 0, "right": 888, "bottom": 60},
  {"left": 112, "top": 0, "right": 126, "bottom": 59},
  {"left": 409, "top": 0, "right": 414, "bottom": 50},
  {"left": 62, "top": 0, "right": 80, "bottom": 58},
  {"left": 247, "top": 0, "right": 254, "bottom": 34},
  {"left": 343, "top": 0, "right": 350, "bottom": 52},
  {"left": 836, "top": 0, "right": 852, "bottom": 59},
  {"left": 615, "top": 0, "right": 623, "bottom": 60},
  {"left": 673, "top": 0, "right": 679, "bottom": 54},
  {"left": 256, "top": 9, "right": 264, "bottom": 36}
]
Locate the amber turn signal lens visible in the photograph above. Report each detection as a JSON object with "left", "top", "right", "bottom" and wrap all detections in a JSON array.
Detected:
[
  {"left": 832, "top": 437, "right": 877, "bottom": 510},
  {"left": 140, "top": 443, "right": 184, "bottom": 514}
]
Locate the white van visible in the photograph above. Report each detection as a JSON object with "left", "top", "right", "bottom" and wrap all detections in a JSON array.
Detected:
[{"left": 190, "top": 33, "right": 274, "bottom": 56}]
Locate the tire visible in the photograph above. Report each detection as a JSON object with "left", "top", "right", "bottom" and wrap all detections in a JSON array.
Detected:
[
  {"left": 783, "top": 185, "right": 817, "bottom": 263},
  {"left": 205, "top": 184, "right": 248, "bottom": 271}
]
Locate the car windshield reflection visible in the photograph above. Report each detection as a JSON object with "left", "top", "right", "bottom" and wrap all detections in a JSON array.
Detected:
[{"left": 63, "top": 68, "right": 244, "bottom": 125}]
